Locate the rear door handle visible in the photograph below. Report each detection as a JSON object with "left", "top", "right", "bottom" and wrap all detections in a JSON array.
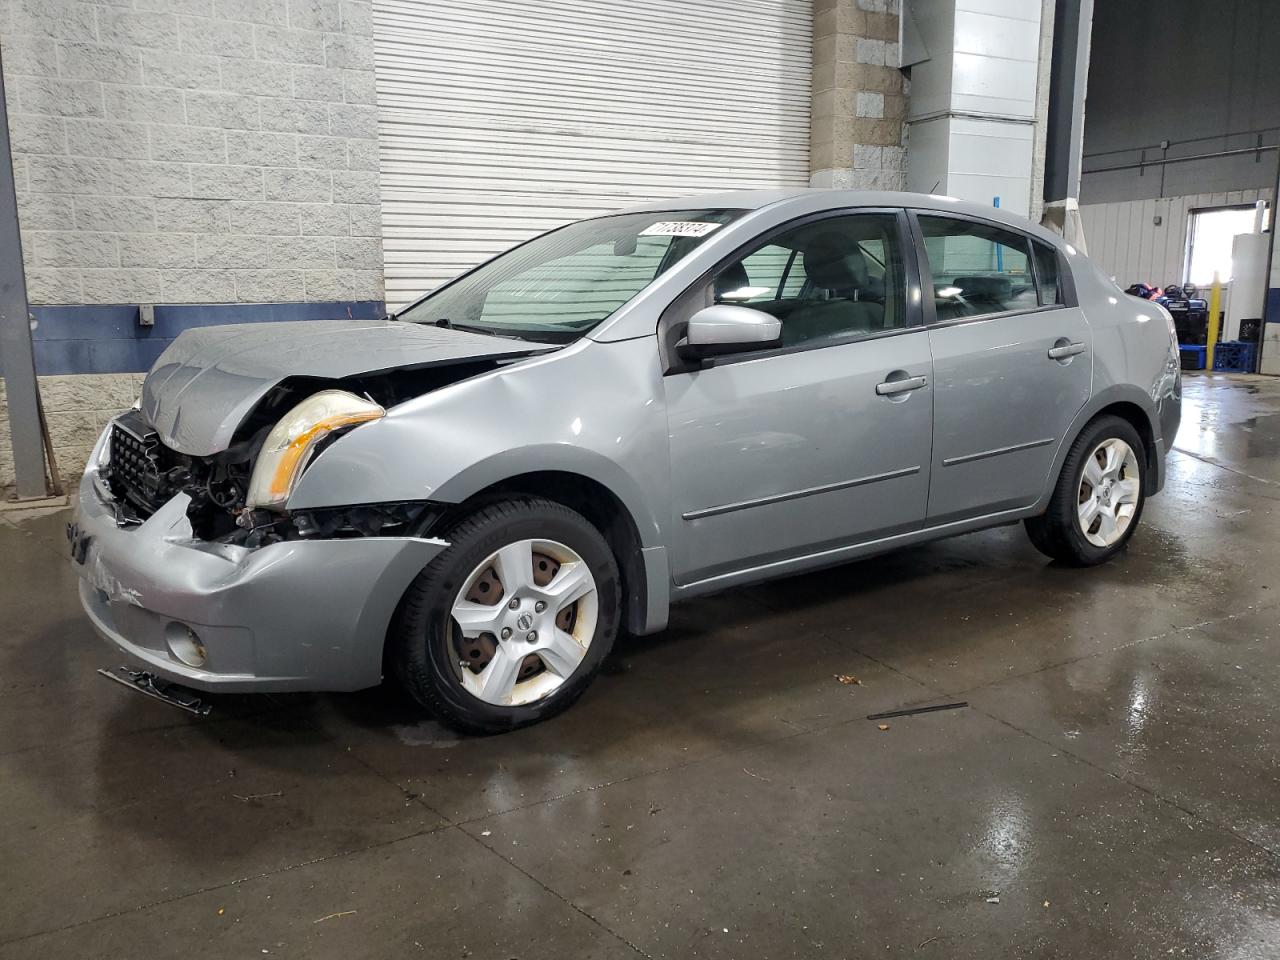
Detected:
[
  {"left": 1047, "top": 341, "right": 1086, "bottom": 360},
  {"left": 876, "top": 375, "right": 928, "bottom": 396}
]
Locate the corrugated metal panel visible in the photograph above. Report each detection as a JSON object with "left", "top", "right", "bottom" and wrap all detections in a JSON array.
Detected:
[
  {"left": 1080, "top": 188, "right": 1273, "bottom": 286},
  {"left": 373, "top": 0, "right": 813, "bottom": 308}
]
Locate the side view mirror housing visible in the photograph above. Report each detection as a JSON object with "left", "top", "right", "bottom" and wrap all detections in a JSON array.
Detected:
[{"left": 678, "top": 304, "right": 781, "bottom": 363}]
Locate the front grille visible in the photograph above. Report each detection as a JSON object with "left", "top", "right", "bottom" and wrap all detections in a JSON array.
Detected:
[{"left": 108, "top": 412, "right": 181, "bottom": 516}]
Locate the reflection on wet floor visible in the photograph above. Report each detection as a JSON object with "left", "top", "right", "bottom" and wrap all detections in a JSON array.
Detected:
[
  {"left": 1, "top": 373, "right": 1279, "bottom": 958},
  {"left": 1176, "top": 373, "right": 1280, "bottom": 480}
]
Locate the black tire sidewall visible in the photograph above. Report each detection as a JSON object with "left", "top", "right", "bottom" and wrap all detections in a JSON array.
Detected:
[
  {"left": 1058, "top": 416, "right": 1147, "bottom": 564},
  {"left": 396, "top": 499, "right": 620, "bottom": 733}
]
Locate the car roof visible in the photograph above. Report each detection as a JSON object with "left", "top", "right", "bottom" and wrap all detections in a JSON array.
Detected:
[{"left": 619, "top": 188, "right": 1066, "bottom": 246}]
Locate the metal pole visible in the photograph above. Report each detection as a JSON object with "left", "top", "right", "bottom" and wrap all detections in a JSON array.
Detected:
[
  {"left": 1041, "top": 0, "right": 1094, "bottom": 249},
  {"left": 1084, "top": 143, "right": 1278, "bottom": 177},
  {"left": 1043, "top": 0, "right": 1093, "bottom": 203},
  {"left": 1255, "top": 145, "right": 1280, "bottom": 374},
  {"left": 0, "top": 45, "right": 48, "bottom": 498}
]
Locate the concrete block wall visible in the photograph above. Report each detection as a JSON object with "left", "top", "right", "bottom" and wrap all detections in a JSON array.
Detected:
[
  {"left": 0, "top": 373, "right": 141, "bottom": 488},
  {"left": 810, "top": 0, "right": 908, "bottom": 190},
  {"left": 0, "top": 0, "right": 384, "bottom": 487},
  {"left": 1, "top": 0, "right": 384, "bottom": 305}
]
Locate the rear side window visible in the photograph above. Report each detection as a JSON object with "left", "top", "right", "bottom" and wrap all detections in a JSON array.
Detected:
[
  {"left": 1032, "top": 241, "right": 1064, "bottom": 305},
  {"left": 918, "top": 215, "right": 1039, "bottom": 321}
]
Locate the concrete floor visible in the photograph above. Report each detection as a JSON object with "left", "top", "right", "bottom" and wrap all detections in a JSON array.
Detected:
[{"left": 2, "top": 374, "right": 1279, "bottom": 959}]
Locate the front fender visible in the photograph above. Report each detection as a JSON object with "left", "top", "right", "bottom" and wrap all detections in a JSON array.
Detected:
[{"left": 286, "top": 337, "right": 671, "bottom": 548}]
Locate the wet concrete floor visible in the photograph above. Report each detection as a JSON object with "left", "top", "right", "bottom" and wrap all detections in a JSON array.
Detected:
[{"left": 1, "top": 373, "right": 1278, "bottom": 958}]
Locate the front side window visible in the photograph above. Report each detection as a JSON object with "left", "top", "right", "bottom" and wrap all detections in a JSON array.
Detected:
[
  {"left": 918, "top": 216, "right": 1039, "bottom": 320},
  {"left": 398, "top": 208, "right": 745, "bottom": 341},
  {"left": 709, "top": 213, "right": 906, "bottom": 348}
]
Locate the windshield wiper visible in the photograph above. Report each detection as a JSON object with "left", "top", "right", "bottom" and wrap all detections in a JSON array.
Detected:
[{"left": 430, "top": 318, "right": 523, "bottom": 340}]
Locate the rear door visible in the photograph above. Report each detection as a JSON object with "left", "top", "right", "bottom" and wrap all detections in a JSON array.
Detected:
[{"left": 912, "top": 212, "right": 1091, "bottom": 524}]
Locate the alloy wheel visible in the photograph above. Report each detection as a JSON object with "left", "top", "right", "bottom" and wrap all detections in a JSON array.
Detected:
[
  {"left": 1077, "top": 437, "right": 1141, "bottom": 548},
  {"left": 449, "top": 539, "right": 599, "bottom": 706}
]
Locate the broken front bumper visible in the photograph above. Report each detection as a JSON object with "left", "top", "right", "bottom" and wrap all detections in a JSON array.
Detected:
[{"left": 71, "top": 467, "right": 447, "bottom": 693}]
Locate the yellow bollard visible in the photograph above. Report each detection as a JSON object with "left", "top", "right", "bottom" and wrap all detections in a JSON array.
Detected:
[{"left": 1206, "top": 271, "right": 1222, "bottom": 371}]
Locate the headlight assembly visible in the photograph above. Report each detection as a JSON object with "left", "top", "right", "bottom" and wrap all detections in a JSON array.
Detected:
[{"left": 245, "top": 390, "right": 384, "bottom": 511}]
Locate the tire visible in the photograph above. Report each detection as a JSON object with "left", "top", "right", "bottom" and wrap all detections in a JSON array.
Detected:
[
  {"left": 390, "top": 496, "right": 621, "bottom": 735},
  {"left": 1025, "top": 415, "right": 1147, "bottom": 566}
]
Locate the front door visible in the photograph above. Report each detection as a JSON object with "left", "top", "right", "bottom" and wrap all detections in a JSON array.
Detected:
[
  {"left": 912, "top": 212, "right": 1092, "bottom": 524},
  {"left": 664, "top": 211, "right": 934, "bottom": 586}
]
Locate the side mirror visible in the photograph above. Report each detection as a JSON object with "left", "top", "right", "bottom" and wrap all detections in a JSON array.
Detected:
[{"left": 681, "top": 304, "right": 781, "bottom": 361}]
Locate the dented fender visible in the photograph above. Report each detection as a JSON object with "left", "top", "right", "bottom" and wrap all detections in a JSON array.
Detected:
[{"left": 288, "top": 337, "right": 673, "bottom": 548}]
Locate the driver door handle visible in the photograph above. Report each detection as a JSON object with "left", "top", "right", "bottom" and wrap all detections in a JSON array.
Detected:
[
  {"left": 876, "top": 375, "right": 928, "bottom": 396},
  {"left": 1047, "top": 341, "right": 1086, "bottom": 360}
]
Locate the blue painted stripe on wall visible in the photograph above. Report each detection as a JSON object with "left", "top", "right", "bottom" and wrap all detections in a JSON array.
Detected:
[{"left": 26, "top": 300, "right": 385, "bottom": 375}]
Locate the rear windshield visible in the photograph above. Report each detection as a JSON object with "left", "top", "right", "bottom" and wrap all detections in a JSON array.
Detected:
[{"left": 397, "top": 209, "right": 745, "bottom": 342}]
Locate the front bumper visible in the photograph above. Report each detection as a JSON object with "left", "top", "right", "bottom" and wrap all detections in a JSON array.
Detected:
[{"left": 71, "top": 467, "right": 447, "bottom": 693}]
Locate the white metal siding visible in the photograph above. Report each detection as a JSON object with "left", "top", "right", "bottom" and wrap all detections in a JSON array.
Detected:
[
  {"left": 1080, "top": 189, "right": 1274, "bottom": 287},
  {"left": 373, "top": 0, "right": 813, "bottom": 308}
]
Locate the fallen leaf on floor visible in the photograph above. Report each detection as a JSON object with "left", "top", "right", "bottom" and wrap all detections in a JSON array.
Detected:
[
  {"left": 313, "top": 910, "right": 357, "bottom": 924},
  {"left": 834, "top": 674, "right": 862, "bottom": 685},
  {"left": 877, "top": 723, "right": 890, "bottom": 731},
  {"left": 217, "top": 907, "right": 224, "bottom": 916}
]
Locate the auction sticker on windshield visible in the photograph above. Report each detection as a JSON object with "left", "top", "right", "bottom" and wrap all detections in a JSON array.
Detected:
[{"left": 639, "top": 221, "right": 723, "bottom": 237}]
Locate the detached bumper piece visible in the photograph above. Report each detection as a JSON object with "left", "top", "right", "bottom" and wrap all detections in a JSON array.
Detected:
[{"left": 97, "top": 665, "right": 212, "bottom": 716}]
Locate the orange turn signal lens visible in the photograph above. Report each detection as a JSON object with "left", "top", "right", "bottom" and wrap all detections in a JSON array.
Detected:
[{"left": 245, "top": 390, "right": 384, "bottom": 510}]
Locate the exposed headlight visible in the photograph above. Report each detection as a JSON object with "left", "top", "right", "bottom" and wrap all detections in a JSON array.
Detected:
[{"left": 245, "top": 390, "right": 384, "bottom": 511}]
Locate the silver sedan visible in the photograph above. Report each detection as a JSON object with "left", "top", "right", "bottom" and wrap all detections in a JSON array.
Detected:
[{"left": 72, "top": 190, "right": 1182, "bottom": 733}]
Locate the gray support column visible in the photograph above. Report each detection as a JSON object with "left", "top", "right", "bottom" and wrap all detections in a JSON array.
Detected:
[
  {"left": 0, "top": 50, "right": 48, "bottom": 499},
  {"left": 1041, "top": 0, "right": 1094, "bottom": 248}
]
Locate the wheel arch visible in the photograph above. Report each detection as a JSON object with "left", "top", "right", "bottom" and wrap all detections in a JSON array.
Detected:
[
  {"left": 1036, "top": 387, "right": 1164, "bottom": 512},
  {"left": 1091, "top": 400, "right": 1159, "bottom": 493},
  {"left": 434, "top": 469, "right": 664, "bottom": 637}
]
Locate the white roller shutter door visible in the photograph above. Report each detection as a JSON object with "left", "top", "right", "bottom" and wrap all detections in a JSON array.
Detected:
[{"left": 373, "top": 0, "right": 813, "bottom": 308}]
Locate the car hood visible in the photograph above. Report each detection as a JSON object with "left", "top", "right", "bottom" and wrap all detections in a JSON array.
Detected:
[{"left": 140, "top": 319, "right": 547, "bottom": 455}]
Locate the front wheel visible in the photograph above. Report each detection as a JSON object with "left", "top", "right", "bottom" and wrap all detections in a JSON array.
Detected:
[
  {"left": 390, "top": 497, "right": 621, "bottom": 735},
  {"left": 1025, "top": 415, "right": 1146, "bottom": 566}
]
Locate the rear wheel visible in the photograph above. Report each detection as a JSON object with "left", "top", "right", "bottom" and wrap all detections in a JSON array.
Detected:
[
  {"left": 1025, "top": 415, "right": 1146, "bottom": 566},
  {"left": 390, "top": 497, "right": 620, "bottom": 735}
]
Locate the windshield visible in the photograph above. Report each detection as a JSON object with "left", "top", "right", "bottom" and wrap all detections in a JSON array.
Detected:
[{"left": 396, "top": 209, "right": 746, "bottom": 341}]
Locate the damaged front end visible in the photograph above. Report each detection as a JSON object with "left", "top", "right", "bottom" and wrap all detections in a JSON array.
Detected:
[
  {"left": 101, "top": 353, "right": 536, "bottom": 545},
  {"left": 103, "top": 393, "right": 442, "bottom": 546},
  {"left": 74, "top": 318, "right": 553, "bottom": 695}
]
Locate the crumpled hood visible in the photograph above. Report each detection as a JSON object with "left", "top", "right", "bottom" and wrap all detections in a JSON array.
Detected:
[{"left": 141, "top": 319, "right": 546, "bottom": 455}]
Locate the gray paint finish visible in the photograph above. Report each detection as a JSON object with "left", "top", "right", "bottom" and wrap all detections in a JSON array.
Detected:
[
  {"left": 141, "top": 319, "right": 547, "bottom": 455},
  {"left": 72, "top": 189, "right": 1181, "bottom": 694},
  {"left": 666, "top": 329, "right": 934, "bottom": 584},
  {"left": 926, "top": 304, "right": 1093, "bottom": 524}
]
